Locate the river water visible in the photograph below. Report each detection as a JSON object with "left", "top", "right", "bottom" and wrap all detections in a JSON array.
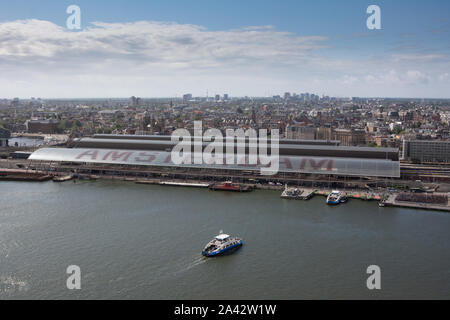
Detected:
[
  {"left": 9, "top": 137, "right": 44, "bottom": 147},
  {"left": 0, "top": 180, "right": 449, "bottom": 299}
]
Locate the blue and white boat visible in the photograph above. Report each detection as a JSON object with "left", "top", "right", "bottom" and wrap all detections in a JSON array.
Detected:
[
  {"left": 326, "top": 190, "right": 348, "bottom": 205},
  {"left": 202, "top": 232, "right": 243, "bottom": 257}
]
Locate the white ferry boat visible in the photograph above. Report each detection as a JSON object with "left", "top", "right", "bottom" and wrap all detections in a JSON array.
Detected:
[
  {"left": 202, "top": 232, "right": 243, "bottom": 257},
  {"left": 326, "top": 191, "right": 348, "bottom": 205}
]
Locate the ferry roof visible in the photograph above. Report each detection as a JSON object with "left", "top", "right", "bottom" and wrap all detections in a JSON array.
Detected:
[
  {"left": 28, "top": 147, "right": 401, "bottom": 178},
  {"left": 215, "top": 234, "right": 230, "bottom": 240}
]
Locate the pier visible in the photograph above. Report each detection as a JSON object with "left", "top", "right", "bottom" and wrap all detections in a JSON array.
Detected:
[
  {"left": 315, "top": 189, "right": 382, "bottom": 201},
  {"left": 0, "top": 168, "right": 52, "bottom": 182},
  {"left": 382, "top": 193, "right": 450, "bottom": 212}
]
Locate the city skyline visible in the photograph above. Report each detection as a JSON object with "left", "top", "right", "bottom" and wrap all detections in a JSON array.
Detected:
[{"left": 0, "top": 0, "right": 449, "bottom": 98}]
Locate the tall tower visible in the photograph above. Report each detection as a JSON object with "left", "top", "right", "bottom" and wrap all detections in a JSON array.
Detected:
[{"left": 12, "top": 98, "right": 19, "bottom": 131}]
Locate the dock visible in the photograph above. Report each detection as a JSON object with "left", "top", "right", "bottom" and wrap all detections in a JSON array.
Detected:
[
  {"left": 301, "top": 189, "right": 315, "bottom": 200},
  {"left": 315, "top": 189, "right": 382, "bottom": 201},
  {"left": 0, "top": 169, "right": 52, "bottom": 182},
  {"left": 382, "top": 193, "right": 450, "bottom": 212},
  {"left": 135, "top": 179, "right": 160, "bottom": 185},
  {"left": 281, "top": 187, "right": 315, "bottom": 200}
]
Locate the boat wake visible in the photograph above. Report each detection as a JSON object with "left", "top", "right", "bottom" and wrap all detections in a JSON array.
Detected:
[
  {"left": 173, "top": 256, "right": 207, "bottom": 276},
  {"left": 0, "top": 275, "right": 29, "bottom": 294}
]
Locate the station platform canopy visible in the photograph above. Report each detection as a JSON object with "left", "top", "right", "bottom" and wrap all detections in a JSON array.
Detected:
[
  {"left": 29, "top": 147, "right": 400, "bottom": 178},
  {"left": 71, "top": 137, "right": 399, "bottom": 161}
]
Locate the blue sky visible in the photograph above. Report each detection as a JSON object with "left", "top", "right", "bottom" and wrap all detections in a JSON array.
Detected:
[{"left": 0, "top": 0, "right": 449, "bottom": 98}]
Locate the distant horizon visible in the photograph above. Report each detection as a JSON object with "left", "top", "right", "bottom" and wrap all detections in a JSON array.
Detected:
[{"left": 2, "top": 95, "right": 450, "bottom": 101}]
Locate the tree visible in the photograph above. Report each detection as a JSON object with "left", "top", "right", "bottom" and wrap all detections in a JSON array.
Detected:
[
  {"left": 96, "top": 127, "right": 112, "bottom": 134},
  {"left": 57, "top": 120, "right": 68, "bottom": 133},
  {"left": 391, "top": 127, "right": 403, "bottom": 135}
]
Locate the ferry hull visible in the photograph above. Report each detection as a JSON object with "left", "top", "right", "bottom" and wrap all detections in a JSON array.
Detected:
[
  {"left": 202, "top": 241, "right": 243, "bottom": 257},
  {"left": 326, "top": 197, "right": 348, "bottom": 205}
]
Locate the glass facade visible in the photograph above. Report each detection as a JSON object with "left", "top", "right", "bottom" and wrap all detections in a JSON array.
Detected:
[{"left": 403, "top": 140, "right": 450, "bottom": 163}]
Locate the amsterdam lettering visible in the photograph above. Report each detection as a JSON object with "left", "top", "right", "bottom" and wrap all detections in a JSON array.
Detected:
[{"left": 73, "top": 149, "right": 334, "bottom": 172}]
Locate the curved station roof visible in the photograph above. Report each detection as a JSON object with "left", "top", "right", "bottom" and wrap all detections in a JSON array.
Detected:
[
  {"left": 71, "top": 137, "right": 399, "bottom": 161},
  {"left": 29, "top": 147, "right": 400, "bottom": 178}
]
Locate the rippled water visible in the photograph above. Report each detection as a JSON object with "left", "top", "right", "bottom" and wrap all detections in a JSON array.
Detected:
[{"left": 0, "top": 180, "right": 449, "bottom": 299}]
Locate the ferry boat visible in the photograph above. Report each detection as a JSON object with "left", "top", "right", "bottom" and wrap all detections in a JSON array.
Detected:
[
  {"left": 52, "top": 174, "right": 74, "bottom": 182},
  {"left": 159, "top": 181, "right": 210, "bottom": 188},
  {"left": 209, "top": 181, "right": 253, "bottom": 192},
  {"left": 326, "top": 190, "right": 348, "bottom": 205},
  {"left": 202, "top": 232, "right": 243, "bottom": 257}
]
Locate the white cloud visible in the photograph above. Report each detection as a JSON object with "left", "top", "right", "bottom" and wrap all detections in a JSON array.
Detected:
[
  {"left": 405, "top": 70, "right": 429, "bottom": 84},
  {"left": 0, "top": 19, "right": 448, "bottom": 98},
  {"left": 0, "top": 19, "right": 327, "bottom": 72},
  {"left": 363, "top": 70, "right": 434, "bottom": 86},
  {"left": 342, "top": 75, "right": 358, "bottom": 85},
  {"left": 392, "top": 53, "right": 446, "bottom": 62},
  {"left": 439, "top": 73, "right": 449, "bottom": 81}
]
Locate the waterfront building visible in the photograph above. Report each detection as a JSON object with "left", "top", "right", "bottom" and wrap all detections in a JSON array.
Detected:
[
  {"left": 26, "top": 119, "right": 59, "bottom": 134},
  {"left": 402, "top": 140, "right": 450, "bottom": 164}
]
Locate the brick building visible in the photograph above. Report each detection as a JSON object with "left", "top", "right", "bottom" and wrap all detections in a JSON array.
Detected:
[{"left": 26, "top": 119, "right": 59, "bottom": 134}]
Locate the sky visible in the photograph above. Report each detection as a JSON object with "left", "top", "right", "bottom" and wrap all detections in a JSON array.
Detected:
[{"left": 0, "top": 0, "right": 449, "bottom": 98}]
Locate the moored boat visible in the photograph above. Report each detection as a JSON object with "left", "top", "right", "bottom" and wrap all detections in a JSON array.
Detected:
[
  {"left": 326, "top": 190, "right": 348, "bottom": 205},
  {"left": 209, "top": 181, "right": 253, "bottom": 192},
  {"left": 160, "top": 181, "right": 210, "bottom": 188},
  {"left": 53, "top": 174, "right": 74, "bottom": 182},
  {"left": 0, "top": 170, "right": 52, "bottom": 182}
]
